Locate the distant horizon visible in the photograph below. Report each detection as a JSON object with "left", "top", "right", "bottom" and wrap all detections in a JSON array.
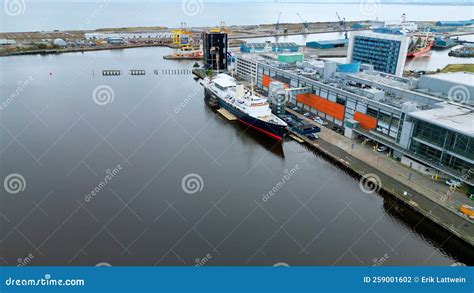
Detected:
[{"left": 30, "top": 0, "right": 474, "bottom": 3}]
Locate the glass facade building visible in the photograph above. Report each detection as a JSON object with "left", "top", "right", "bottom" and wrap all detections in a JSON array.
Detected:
[
  {"left": 352, "top": 36, "right": 401, "bottom": 75},
  {"left": 347, "top": 31, "right": 409, "bottom": 77},
  {"left": 252, "top": 61, "right": 473, "bottom": 188}
]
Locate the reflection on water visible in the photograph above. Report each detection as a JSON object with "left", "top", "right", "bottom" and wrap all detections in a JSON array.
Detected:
[{"left": 0, "top": 47, "right": 469, "bottom": 266}]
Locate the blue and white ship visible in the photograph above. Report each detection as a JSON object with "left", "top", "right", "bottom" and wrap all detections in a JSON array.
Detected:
[{"left": 201, "top": 74, "right": 288, "bottom": 141}]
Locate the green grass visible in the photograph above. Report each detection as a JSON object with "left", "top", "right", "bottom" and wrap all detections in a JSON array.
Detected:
[{"left": 441, "top": 64, "right": 474, "bottom": 73}]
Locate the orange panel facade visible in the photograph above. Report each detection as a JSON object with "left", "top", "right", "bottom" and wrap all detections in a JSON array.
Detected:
[
  {"left": 296, "top": 93, "right": 345, "bottom": 121},
  {"left": 262, "top": 75, "right": 271, "bottom": 88},
  {"left": 354, "top": 112, "right": 377, "bottom": 130},
  {"left": 262, "top": 75, "right": 289, "bottom": 89}
]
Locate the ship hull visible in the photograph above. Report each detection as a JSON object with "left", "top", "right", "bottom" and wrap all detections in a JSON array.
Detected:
[
  {"left": 407, "top": 41, "right": 434, "bottom": 58},
  {"left": 205, "top": 88, "right": 287, "bottom": 141}
]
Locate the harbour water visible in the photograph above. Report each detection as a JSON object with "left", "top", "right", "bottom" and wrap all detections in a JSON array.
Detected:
[{"left": 0, "top": 47, "right": 472, "bottom": 266}]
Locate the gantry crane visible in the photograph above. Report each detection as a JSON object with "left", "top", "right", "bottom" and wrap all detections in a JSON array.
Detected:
[
  {"left": 336, "top": 12, "right": 346, "bottom": 32},
  {"left": 297, "top": 13, "right": 309, "bottom": 34},
  {"left": 275, "top": 12, "right": 282, "bottom": 34}
]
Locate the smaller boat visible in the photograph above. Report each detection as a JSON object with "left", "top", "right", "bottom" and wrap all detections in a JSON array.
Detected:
[
  {"left": 407, "top": 33, "right": 434, "bottom": 58},
  {"left": 163, "top": 45, "right": 204, "bottom": 60}
]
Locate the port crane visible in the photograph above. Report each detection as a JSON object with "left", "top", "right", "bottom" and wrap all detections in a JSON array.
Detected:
[
  {"left": 336, "top": 12, "right": 346, "bottom": 32},
  {"left": 297, "top": 13, "right": 309, "bottom": 34},
  {"left": 275, "top": 12, "right": 282, "bottom": 34}
]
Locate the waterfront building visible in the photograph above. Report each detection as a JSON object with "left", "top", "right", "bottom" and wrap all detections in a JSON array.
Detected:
[
  {"left": 235, "top": 54, "right": 265, "bottom": 83},
  {"left": 235, "top": 54, "right": 473, "bottom": 190},
  {"left": 306, "top": 39, "right": 349, "bottom": 49},
  {"left": 53, "top": 38, "right": 67, "bottom": 47},
  {"left": 203, "top": 31, "right": 228, "bottom": 71},
  {"left": 277, "top": 53, "right": 304, "bottom": 64},
  {"left": 240, "top": 42, "right": 299, "bottom": 53},
  {"left": 346, "top": 31, "right": 409, "bottom": 77},
  {"left": 435, "top": 20, "right": 474, "bottom": 27}
]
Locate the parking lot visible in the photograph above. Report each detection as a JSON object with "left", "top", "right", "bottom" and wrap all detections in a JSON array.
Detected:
[{"left": 283, "top": 107, "right": 474, "bottom": 214}]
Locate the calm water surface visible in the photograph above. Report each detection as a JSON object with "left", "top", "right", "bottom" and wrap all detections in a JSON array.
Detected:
[{"left": 0, "top": 47, "right": 472, "bottom": 266}]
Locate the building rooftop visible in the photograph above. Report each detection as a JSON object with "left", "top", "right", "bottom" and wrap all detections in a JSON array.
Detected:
[
  {"left": 307, "top": 39, "right": 349, "bottom": 45},
  {"left": 421, "top": 72, "right": 474, "bottom": 88},
  {"left": 241, "top": 42, "right": 298, "bottom": 49},
  {"left": 408, "top": 102, "right": 474, "bottom": 136}
]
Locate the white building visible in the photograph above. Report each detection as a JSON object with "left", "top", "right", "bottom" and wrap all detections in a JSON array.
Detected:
[
  {"left": 235, "top": 54, "right": 265, "bottom": 83},
  {"left": 347, "top": 31, "right": 409, "bottom": 77}
]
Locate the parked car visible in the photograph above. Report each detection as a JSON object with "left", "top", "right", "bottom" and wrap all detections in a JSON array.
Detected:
[
  {"left": 307, "top": 133, "right": 319, "bottom": 141},
  {"left": 445, "top": 179, "right": 462, "bottom": 188},
  {"left": 377, "top": 145, "right": 388, "bottom": 152},
  {"left": 314, "top": 117, "right": 328, "bottom": 125},
  {"left": 303, "top": 112, "right": 311, "bottom": 118},
  {"left": 291, "top": 106, "right": 300, "bottom": 111},
  {"left": 332, "top": 126, "right": 343, "bottom": 134}
]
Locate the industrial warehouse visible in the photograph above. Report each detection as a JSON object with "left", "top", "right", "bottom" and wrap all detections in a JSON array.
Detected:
[{"left": 234, "top": 51, "right": 473, "bottom": 195}]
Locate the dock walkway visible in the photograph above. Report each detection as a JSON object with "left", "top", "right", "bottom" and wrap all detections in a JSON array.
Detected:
[
  {"left": 286, "top": 108, "right": 474, "bottom": 246},
  {"left": 217, "top": 108, "right": 237, "bottom": 121}
]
